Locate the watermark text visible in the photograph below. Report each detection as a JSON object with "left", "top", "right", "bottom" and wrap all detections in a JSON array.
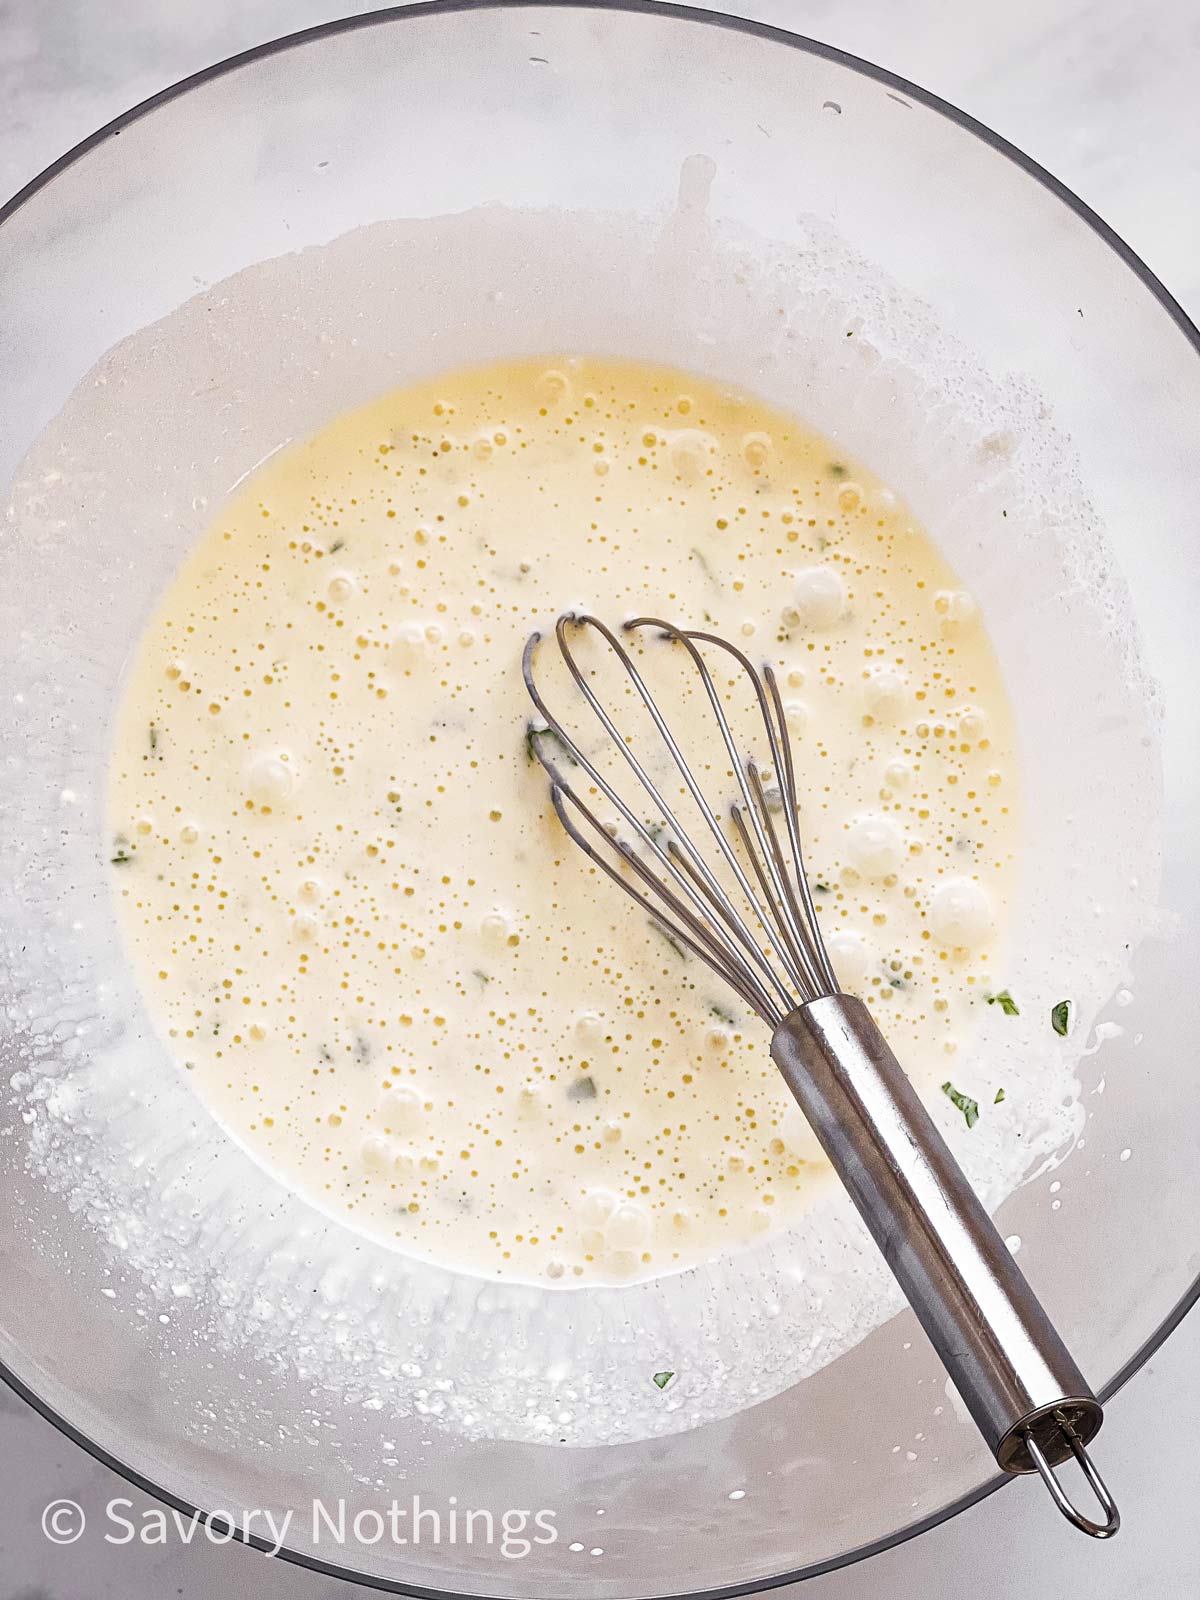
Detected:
[{"left": 41, "top": 1494, "right": 558, "bottom": 1560}]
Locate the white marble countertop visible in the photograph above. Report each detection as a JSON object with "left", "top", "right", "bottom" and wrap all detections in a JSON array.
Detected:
[{"left": 1, "top": 2, "right": 1198, "bottom": 1597}]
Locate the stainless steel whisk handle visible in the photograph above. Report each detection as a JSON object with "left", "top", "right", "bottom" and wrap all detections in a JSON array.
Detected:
[{"left": 772, "top": 993, "right": 1119, "bottom": 1538}]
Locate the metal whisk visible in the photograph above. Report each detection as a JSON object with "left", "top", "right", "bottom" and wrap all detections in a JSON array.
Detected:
[{"left": 523, "top": 612, "right": 1119, "bottom": 1539}]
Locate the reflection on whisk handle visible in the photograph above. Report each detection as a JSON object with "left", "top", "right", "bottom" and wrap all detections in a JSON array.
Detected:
[{"left": 771, "top": 994, "right": 1119, "bottom": 1537}]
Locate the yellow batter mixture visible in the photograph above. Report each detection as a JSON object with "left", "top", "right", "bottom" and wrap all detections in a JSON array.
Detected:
[{"left": 107, "top": 357, "right": 1016, "bottom": 1284}]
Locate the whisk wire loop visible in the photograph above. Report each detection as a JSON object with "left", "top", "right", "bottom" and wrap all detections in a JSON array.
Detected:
[
  {"left": 523, "top": 626, "right": 788, "bottom": 1015},
  {"left": 546, "top": 784, "right": 781, "bottom": 1022},
  {"left": 625, "top": 617, "right": 818, "bottom": 998},
  {"left": 554, "top": 614, "right": 800, "bottom": 1014},
  {"left": 522, "top": 612, "right": 841, "bottom": 1022}
]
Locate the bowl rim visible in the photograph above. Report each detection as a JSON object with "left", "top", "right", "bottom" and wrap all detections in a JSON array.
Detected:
[{"left": 2, "top": 1, "right": 1199, "bottom": 1593}]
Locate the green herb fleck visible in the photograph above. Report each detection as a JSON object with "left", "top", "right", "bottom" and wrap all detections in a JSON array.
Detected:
[
  {"left": 472, "top": 968, "right": 492, "bottom": 988},
  {"left": 149, "top": 724, "right": 158, "bottom": 753},
  {"left": 111, "top": 839, "right": 133, "bottom": 865},
  {"left": 1051, "top": 1000, "right": 1071, "bottom": 1037},
  {"left": 689, "top": 546, "right": 719, "bottom": 588},
  {"left": 812, "top": 882, "right": 831, "bottom": 895},
  {"left": 328, "top": 538, "right": 345, "bottom": 554},
  {"left": 567, "top": 1075, "right": 597, "bottom": 1102},
  {"left": 709, "top": 1002, "right": 737, "bottom": 1027},
  {"left": 212, "top": 1019, "right": 221, "bottom": 1037},
  {"left": 994, "top": 1087, "right": 1006, "bottom": 1104},
  {"left": 829, "top": 462, "right": 847, "bottom": 478},
  {"left": 319, "top": 1044, "right": 334, "bottom": 1064},
  {"left": 652, "top": 1370, "right": 675, "bottom": 1390},
  {"left": 942, "top": 1081, "right": 979, "bottom": 1129},
  {"left": 648, "top": 919, "right": 690, "bottom": 961},
  {"left": 888, "top": 975, "right": 907, "bottom": 991},
  {"left": 702, "top": 609, "right": 715, "bottom": 625},
  {"left": 987, "top": 989, "right": 1020, "bottom": 1017},
  {"left": 525, "top": 722, "right": 574, "bottom": 766}
]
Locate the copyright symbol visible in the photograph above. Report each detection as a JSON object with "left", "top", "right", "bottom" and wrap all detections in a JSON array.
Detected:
[{"left": 42, "top": 1498, "right": 85, "bottom": 1544}]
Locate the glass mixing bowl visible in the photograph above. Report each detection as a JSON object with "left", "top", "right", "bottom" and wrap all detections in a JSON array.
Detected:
[{"left": 2, "top": 3, "right": 1199, "bottom": 1594}]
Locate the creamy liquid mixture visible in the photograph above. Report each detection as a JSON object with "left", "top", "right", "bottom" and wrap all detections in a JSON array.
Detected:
[{"left": 108, "top": 357, "right": 1017, "bottom": 1286}]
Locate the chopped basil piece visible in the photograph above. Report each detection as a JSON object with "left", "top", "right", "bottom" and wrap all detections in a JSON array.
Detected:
[
  {"left": 328, "top": 538, "right": 345, "bottom": 553},
  {"left": 567, "top": 1075, "right": 597, "bottom": 1102},
  {"left": 987, "top": 989, "right": 1020, "bottom": 1017},
  {"left": 709, "top": 1002, "right": 737, "bottom": 1027},
  {"left": 829, "top": 462, "right": 847, "bottom": 478},
  {"left": 942, "top": 1081, "right": 979, "bottom": 1128},
  {"left": 648, "top": 920, "right": 689, "bottom": 961},
  {"left": 149, "top": 724, "right": 158, "bottom": 753},
  {"left": 652, "top": 1370, "right": 674, "bottom": 1390},
  {"left": 689, "top": 546, "right": 718, "bottom": 587},
  {"left": 525, "top": 722, "right": 574, "bottom": 766},
  {"left": 472, "top": 968, "right": 491, "bottom": 987},
  {"left": 994, "top": 1087, "right": 1006, "bottom": 1104},
  {"left": 1051, "top": 1000, "right": 1071, "bottom": 1037},
  {"left": 812, "top": 882, "right": 831, "bottom": 894}
]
